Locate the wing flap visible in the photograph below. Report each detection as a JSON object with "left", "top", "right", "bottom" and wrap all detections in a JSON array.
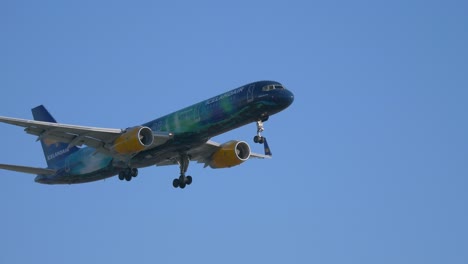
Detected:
[{"left": 0, "top": 164, "right": 56, "bottom": 175}]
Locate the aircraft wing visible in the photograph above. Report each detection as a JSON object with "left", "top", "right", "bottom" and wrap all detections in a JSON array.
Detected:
[
  {"left": 0, "top": 115, "right": 122, "bottom": 149},
  {"left": 193, "top": 140, "right": 272, "bottom": 161},
  {"left": 0, "top": 116, "right": 171, "bottom": 156},
  {"left": 0, "top": 164, "right": 56, "bottom": 175},
  {"left": 154, "top": 140, "right": 271, "bottom": 167}
]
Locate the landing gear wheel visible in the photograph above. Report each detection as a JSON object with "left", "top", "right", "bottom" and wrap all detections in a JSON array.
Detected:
[
  {"left": 124, "top": 173, "right": 132, "bottom": 181},
  {"left": 173, "top": 178, "right": 180, "bottom": 188},
  {"left": 118, "top": 168, "right": 137, "bottom": 182},
  {"left": 177, "top": 175, "right": 186, "bottom": 189},
  {"left": 186, "top": 176, "right": 192, "bottom": 185},
  {"left": 254, "top": 136, "right": 264, "bottom": 144}
]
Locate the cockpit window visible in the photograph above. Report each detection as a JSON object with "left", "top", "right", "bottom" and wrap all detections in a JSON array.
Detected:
[
  {"left": 262, "top": 84, "right": 285, "bottom": 91},
  {"left": 262, "top": 85, "right": 274, "bottom": 91}
]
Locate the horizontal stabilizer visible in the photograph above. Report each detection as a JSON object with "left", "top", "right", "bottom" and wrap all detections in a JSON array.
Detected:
[{"left": 0, "top": 164, "right": 56, "bottom": 175}]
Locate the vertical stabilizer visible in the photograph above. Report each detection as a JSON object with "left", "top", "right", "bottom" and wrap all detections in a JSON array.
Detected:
[{"left": 31, "top": 105, "right": 79, "bottom": 169}]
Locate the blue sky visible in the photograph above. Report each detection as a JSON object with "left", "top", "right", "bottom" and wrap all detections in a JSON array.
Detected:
[{"left": 1, "top": 0, "right": 467, "bottom": 263}]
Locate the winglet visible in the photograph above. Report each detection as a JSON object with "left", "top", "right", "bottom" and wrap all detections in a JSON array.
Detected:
[{"left": 249, "top": 137, "right": 272, "bottom": 159}]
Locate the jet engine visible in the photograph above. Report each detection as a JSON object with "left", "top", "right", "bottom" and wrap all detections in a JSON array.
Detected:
[
  {"left": 112, "top": 126, "right": 154, "bottom": 155},
  {"left": 209, "top": 140, "right": 251, "bottom": 168}
]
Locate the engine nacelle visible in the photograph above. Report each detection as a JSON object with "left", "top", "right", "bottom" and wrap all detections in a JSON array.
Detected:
[
  {"left": 112, "top": 126, "right": 154, "bottom": 155},
  {"left": 209, "top": 140, "right": 251, "bottom": 169}
]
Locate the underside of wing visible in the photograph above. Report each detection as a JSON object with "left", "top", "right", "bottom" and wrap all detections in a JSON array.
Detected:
[{"left": 153, "top": 140, "right": 270, "bottom": 169}]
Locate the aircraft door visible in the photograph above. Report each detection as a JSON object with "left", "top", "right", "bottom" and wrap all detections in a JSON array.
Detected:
[
  {"left": 247, "top": 84, "right": 255, "bottom": 102},
  {"left": 194, "top": 105, "right": 201, "bottom": 121},
  {"left": 65, "top": 157, "right": 71, "bottom": 173}
]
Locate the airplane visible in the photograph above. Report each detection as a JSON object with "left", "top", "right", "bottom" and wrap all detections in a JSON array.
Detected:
[{"left": 0, "top": 80, "right": 294, "bottom": 188}]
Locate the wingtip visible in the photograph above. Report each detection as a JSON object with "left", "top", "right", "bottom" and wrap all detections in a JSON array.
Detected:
[{"left": 263, "top": 137, "right": 272, "bottom": 156}]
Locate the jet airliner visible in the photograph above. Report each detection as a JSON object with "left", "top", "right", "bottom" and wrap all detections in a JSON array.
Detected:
[{"left": 0, "top": 81, "right": 294, "bottom": 188}]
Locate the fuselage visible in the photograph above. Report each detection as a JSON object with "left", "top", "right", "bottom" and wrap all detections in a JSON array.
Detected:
[{"left": 35, "top": 80, "right": 294, "bottom": 184}]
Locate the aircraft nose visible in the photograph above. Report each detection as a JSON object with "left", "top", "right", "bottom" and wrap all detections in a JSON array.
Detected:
[
  {"left": 276, "top": 89, "right": 294, "bottom": 108},
  {"left": 285, "top": 89, "right": 294, "bottom": 106}
]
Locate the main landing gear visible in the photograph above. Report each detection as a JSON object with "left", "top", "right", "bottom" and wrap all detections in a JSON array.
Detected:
[
  {"left": 172, "top": 154, "right": 193, "bottom": 189},
  {"left": 118, "top": 168, "right": 138, "bottom": 181}
]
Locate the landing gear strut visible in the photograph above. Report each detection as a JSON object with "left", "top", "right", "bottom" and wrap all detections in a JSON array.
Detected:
[
  {"left": 253, "top": 120, "right": 266, "bottom": 144},
  {"left": 253, "top": 118, "right": 272, "bottom": 156},
  {"left": 118, "top": 168, "right": 138, "bottom": 181},
  {"left": 172, "top": 154, "right": 193, "bottom": 189}
]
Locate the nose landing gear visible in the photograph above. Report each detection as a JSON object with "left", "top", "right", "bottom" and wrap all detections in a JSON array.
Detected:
[
  {"left": 253, "top": 118, "right": 272, "bottom": 156},
  {"left": 253, "top": 120, "right": 265, "bottom": 144}
]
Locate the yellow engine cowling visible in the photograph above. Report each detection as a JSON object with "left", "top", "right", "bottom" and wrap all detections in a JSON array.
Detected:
[
  {"left": 209, "top": 140, "right": 251, "bottom": 168},
  {"left": 113, "top": 126, "right": 154, "bottom": 155}
]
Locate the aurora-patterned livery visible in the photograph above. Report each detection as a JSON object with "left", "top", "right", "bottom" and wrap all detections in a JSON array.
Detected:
[{"left": 0, "top": 80, "right": 294, "bottom": 188}]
